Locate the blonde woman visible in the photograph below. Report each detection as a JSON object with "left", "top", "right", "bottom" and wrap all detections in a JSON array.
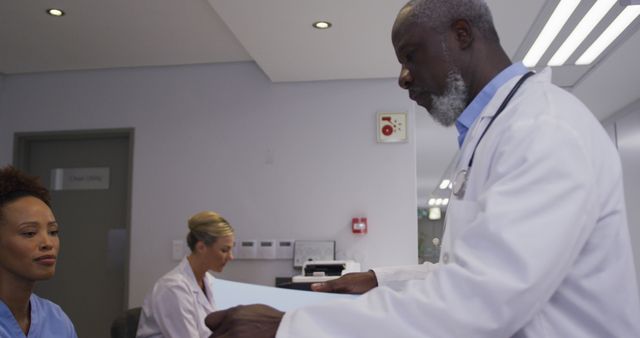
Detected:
[{"left": 136, "top": 211, "right": 235, "bottom": 338}]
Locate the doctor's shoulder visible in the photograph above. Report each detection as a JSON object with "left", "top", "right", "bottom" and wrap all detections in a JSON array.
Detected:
[
  {"left": 152, "top": 272, "right": 192, "bottom": 296},
  {"left": 499, "top": 78, "right": 598, "bottom": 141}
]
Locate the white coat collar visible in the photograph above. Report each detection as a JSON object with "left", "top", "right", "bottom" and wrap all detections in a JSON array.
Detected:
[
  {"left": 477, "top": 67, "right": 551, "bottom": 120},
  {"left": 456, "top": 67, "right": 551, "bottom": 173},
  {"left": 178, "top": 256, "right": 216, "bottom": 308}
]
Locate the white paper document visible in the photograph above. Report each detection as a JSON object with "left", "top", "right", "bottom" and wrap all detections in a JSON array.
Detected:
[{"left": 212, "top": 278, "right": 358, "bottom": 311}]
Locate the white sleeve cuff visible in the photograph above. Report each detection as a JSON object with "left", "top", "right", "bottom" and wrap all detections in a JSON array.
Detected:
[{"left": 373, "top": 262, "right": 437, "bottom": 288}]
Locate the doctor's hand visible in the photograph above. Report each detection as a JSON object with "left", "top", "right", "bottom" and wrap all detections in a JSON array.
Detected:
[
  {"left": 310, "top": 271, "right": 378, "bottom": 294},
  {"left": 206, "top": 304, "right": 284, "bottom": 338}
]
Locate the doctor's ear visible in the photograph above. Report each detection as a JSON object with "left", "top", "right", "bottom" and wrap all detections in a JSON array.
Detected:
[
  {"left": 195, "top": 241, "right": 207, "bottom": 253},
  {"left": 450, "top": 19, "right": 473, "bottom": 50}
]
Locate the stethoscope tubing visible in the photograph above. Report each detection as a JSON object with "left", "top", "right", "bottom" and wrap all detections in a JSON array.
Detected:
[
  {"left": 467, "top": 71, "right": 536, "bottom": 168},
  {"left": 452, "top": 70, "right": 535, "bottom": 199},
  {"left": 445, "top": 70, "right": 536, "bottom": 246}
]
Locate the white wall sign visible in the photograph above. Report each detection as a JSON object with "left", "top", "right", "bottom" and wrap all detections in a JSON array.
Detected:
[
  {"left": 377, "top": 112, "right": 407, "bottom": 143},
  {"left": 50, "top": 167, "right": 110, "bottom": 191}
]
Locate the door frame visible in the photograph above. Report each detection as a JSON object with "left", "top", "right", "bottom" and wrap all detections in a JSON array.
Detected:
[{"left": 13, "top": 128, "right": 134, "bottom": 310}]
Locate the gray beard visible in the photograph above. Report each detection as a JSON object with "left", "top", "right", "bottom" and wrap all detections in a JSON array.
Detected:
[{"left": 429, "top": 71, "right": 468, "bottom": 127}]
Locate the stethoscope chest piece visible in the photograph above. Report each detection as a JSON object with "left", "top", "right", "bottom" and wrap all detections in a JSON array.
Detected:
[{"left": 452, "top": 169, "right": 468, "bottom": 198}]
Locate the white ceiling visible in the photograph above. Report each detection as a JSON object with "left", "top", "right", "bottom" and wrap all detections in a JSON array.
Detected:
[
  {"left": 2, "top": 0, "right": 638, "bottom": 206},
  {"left": 0, "top": 0, "right": 640, "bottom": 119},
  {"left": 2, "top": 0, "right": 638, "bottom": 120}
]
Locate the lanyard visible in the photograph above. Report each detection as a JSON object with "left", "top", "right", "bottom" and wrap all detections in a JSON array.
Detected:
[{"left": 452, "top": 71, "right": 535, "bottom": 198}]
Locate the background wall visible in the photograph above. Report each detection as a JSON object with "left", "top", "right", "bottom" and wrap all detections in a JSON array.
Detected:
[
  {"left": 0, "top": 62, "right": 420, "bottom": 307},
  {"left": 0, "top": 73, "right": 4, "bottom": 114},
  {"left": 602, "top": 100, "right": 640, "bottom": 289},
  {"left": 2, "top": 61, "right": 637, "bottom": 308}
]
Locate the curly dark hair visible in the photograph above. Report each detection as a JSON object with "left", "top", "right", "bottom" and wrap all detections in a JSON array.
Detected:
[{"left": 0, "top": 166, "right": 51, "bottom": 221}]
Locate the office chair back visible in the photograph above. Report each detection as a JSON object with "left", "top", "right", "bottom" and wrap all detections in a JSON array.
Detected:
[{"left": 110, "top": 307, "right": 142, "bottom": 338}]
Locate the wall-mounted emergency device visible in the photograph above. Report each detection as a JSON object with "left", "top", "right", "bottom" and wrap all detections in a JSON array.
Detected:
[
  {"left": 352, "top": 217, "right": 367, "bottom": 234},
  {"left": 377, "top": 112, "right": 407, "bottom": 143}
]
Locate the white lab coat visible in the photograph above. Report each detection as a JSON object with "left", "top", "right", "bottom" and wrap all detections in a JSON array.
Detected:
[
  {"left": 136, "top": 257, "right": 216, "bottom": 338},
  {"left": 276, "top": 68, "right": 640, "bottom": 337}
]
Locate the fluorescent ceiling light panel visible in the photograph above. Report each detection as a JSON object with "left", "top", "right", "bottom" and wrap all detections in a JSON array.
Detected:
[
  {"left": 523, "top": 0, "right": 580, "bottom": 67},
  {"left": 576, "top": 5, "right": 640, "bottom": 65},
  {"left": 548, "top": 0, "right": 617, "bottom": 66}
]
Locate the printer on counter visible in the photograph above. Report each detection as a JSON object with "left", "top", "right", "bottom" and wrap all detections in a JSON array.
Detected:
[{"left": 292, "top": 260, "right": 361, "bottom": 283}]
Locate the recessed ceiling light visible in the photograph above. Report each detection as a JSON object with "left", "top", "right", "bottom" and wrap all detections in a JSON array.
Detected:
[
  {"left": 47, "top": 8, "right": 65, "bottom": 17},
  {"left": 439, "top": 179, "right": 450, "bottom": 189},
  {"left": 312, "top": 21, "right": 332, "bottom": 29},
  {"left": 428, "top": 207, "right": 442, "bottom": 220}
]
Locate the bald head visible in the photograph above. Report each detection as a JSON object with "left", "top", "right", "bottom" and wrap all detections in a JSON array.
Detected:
[
  {"left": 397, "top": 0, "right": 499, "bottom": 43},
  {"left": 391, "top": 0, "right": 512, "bottom": 125}
]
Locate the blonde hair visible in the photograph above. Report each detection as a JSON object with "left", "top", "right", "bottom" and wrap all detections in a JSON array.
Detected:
[{"left": 186, "top": 211, "right": 234, "bottom": 251}]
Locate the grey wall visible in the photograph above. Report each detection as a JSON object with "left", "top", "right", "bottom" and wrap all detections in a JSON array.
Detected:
[
  {"left": 603, "top": 100, "right": 640, "bottom": 290},
  {"left": 0, "top": 73, "right": 4, "bottom": 122},
  {"left": 0, "top": 62, "right": 419, "bottom": 307}
]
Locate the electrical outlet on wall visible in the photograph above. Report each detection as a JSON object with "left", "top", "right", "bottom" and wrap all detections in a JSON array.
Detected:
[
  {"left": 257, "top": 240, "right": 277, "bottom": 259},
  {"left": 172, "top": 240, "right": 185, "bottom": 261},
  {"left": 276, "top": 239, "right": 295, "bottom": 259},
  {"left": 235, "top": 240, "right": 257, "bottom": 259}
]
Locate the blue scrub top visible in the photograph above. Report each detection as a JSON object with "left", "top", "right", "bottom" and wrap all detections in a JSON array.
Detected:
[
  {"left": 455, "top": 62, "right": 529, "bottom": 147},
  {"left": 0, "top": 294, "right": 77, "bottom": 338}
]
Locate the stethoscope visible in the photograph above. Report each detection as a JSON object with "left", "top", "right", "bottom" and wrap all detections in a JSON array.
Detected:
[{"left": 451, "top": 71, "right": 535, "bottom": 199}]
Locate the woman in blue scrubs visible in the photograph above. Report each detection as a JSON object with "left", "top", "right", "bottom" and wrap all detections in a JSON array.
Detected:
[{"left": 0, "top": 166, "right": 77, "bottom": 337}]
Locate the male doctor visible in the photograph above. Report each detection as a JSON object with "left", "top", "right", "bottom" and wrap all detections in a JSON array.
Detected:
[{"left": 205, "top": 0, "right": 640, "bottom": 336}]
